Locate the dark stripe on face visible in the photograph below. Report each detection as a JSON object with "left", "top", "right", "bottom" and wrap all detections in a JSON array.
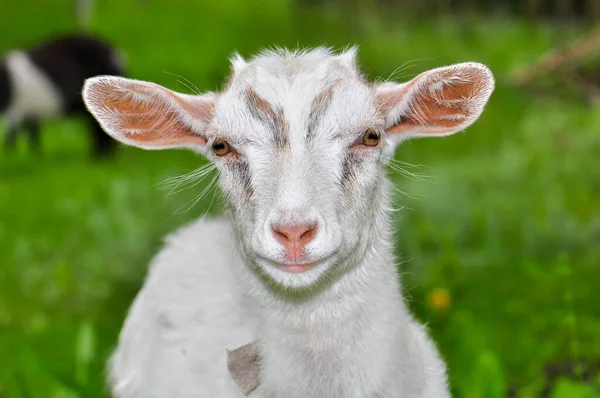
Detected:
[
  {"left": 307, "top": 80, "right": 340, "bottom": 137},
  {"left": 232, "top": 159, "right": 254, "bottom": 200},
  {"left": 244, "top": 87, "right": 288, "bottom": 148},
  {"left": 341, "top": 152, "right": 360, "bottom": 189}
]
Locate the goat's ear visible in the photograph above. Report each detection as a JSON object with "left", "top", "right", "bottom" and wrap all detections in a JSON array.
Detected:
[
  {"left": 375, "top": 62, "right": 494, "bottom": 146},
  {"left": 82, "top": 76, "right": 217, "bottom": 153}
]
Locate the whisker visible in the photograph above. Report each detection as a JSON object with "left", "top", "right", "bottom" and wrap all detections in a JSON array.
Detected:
[
  {"left": 389, "top": 158, "right": 425, "bottom": 169},
  {"left": 165, "top": 170, "right": 215, "bottom": 196},
  {"left": 385, "top": 61, "right": 416, "bottom": 82},
  {"left": 159, "top": 166, "right": 210, "bottom": 189},
  {"left": 174, "top": 173, "right": 220, "bottom": 214},
  {"left": 203, "top": 177, "right": 223, "bottom": 216},
  {"left": 158, "top": 163, "right": 217, "bottom": 195},
  {"left": 161, "top": 70, "right": 202, "bottom": 95},
  {"left": 387, "top": 162, "right": 432, "bottom": 182},
  {"left": 380, "top": 57, "right": 438, "bottom": 83},
  {"left": 392, "top": 72, "right": 420, "bottom": 81},
  {"left": 388, "top": 179, "right": 423, "bottom": 202}
]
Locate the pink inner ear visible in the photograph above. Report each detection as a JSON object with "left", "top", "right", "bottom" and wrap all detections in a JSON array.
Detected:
[
  {"left": 89, "top": 78, "right": 211, "bottom": 148},
  {"left": 380, "top": 64, "right": 493, "bottom": 135}
]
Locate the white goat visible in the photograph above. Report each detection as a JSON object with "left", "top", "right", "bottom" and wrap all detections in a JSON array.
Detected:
[{"left": 83, "top": 47, "right": 494, "bottom": 398}]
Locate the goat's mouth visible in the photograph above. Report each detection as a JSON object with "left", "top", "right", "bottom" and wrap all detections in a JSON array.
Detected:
[
  {"left": 253, "top": 251, "right": 339, "bottom": 276},
  {"left": 273, "top": 262, "right": 316, "bottom": 274}
]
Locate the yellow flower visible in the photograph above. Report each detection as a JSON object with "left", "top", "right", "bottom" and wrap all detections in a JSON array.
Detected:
[{"left": 428, "top": 288, "right": 451, "bottom": 313}]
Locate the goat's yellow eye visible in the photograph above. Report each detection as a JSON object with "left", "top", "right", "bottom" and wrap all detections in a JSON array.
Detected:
[
  {"left": 212, "top": 138, "right": 231, "bottom": 156},
  {"left": 362, "top": 129, "right": 381, "bottom": 146}
]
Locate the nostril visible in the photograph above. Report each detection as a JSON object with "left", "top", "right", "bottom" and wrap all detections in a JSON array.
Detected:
[
  {"left": 272, "top": 227, "right": 289, "bottom": 244},
  {"left": 299, "top": 223, "right": 318, "bottom": 245},
  {"left": 271, "top": 223, "right": 318, "bottom": 247}
]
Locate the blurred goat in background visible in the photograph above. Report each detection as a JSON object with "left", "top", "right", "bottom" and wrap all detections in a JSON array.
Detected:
[{"left": 0, "top": 33, "right": 126, "bottom": 157}]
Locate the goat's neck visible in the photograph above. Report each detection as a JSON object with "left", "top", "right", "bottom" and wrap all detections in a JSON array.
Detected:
[
  {"left": 247, "top": 184, "right": 408, "bottom": 393},
  {"left": 255, "top": 237, "right": 404, "bottom": 345}
]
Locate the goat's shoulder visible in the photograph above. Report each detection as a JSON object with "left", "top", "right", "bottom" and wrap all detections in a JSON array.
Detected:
[
  {"left": 143, "top": 215, "right": 242, "bottom": 307},
  {"left": 157, "top": 215, "right": 236, "bottom": 264},
  {"left": 109, "top": 216, "right": 255, "bottom": 398}
]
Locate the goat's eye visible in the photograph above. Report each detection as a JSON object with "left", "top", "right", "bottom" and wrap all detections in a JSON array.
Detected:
[
  {"left": 212, "top": 138, "right": 231, "bottom": 156},
  {"left": 361, "top": 129, "right": 381, "bottom": 146}
]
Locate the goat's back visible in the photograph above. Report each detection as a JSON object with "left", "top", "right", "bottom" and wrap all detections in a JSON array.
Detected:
[{"left": 26, "top": 34, "right": 125, "bottom": 112}]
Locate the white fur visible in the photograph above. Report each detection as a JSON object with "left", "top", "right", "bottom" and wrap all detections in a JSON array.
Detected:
[
  {"left": 3, "top": 51, "right": 63, "bottom": 128},
  {"left": 108, "top": 218, "right": 258, "bottom": 397},
  {"left": 83, "top": 47, "right": 495, "bottom": 398}
]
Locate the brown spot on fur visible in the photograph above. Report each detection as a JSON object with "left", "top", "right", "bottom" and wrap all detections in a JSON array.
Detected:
[
  {"left": 227, "top": 341, "right": 261, "bottom": 396},
  {"left": 244, "top": 87, "right": 288, "bottom": 148},
  {"left": 307, "top": 80, "right": 340, "bottom": 136}
]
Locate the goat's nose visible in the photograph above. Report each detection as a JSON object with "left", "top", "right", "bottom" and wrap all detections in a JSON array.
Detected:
[{"left": 272, "top": 223, "right": 318, "bottom": 253}]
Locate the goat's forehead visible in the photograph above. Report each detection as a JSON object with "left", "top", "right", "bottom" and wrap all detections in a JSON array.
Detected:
[
  {"left": 235, "top": 47, "right": 360, "bottom": 82},
  {"left": 211, "top": 49, "right": 375, "bottom": 140}
]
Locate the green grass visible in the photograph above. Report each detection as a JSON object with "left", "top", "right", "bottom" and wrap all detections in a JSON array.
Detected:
[{"left": 1, "top": 1, "right": 599, "bottom": 397}]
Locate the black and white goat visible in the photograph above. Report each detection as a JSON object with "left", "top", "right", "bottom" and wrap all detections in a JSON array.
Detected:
[{"left": 0, "top": 33, "right": 126, "bottom": 156}]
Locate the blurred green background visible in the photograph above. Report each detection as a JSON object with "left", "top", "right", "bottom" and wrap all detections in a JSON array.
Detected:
[{"left": 1, "top": 0, "right": 599, "bottom": 397}]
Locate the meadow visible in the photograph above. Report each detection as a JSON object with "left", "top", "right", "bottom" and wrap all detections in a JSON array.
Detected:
[{"left": 0, "top": 0, "right": 599, "bottom": 397}]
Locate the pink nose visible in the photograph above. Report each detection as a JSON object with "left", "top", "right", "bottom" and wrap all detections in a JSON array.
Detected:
[{"left": 272, "top": 223, "right": 318, "bottom": 261}]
